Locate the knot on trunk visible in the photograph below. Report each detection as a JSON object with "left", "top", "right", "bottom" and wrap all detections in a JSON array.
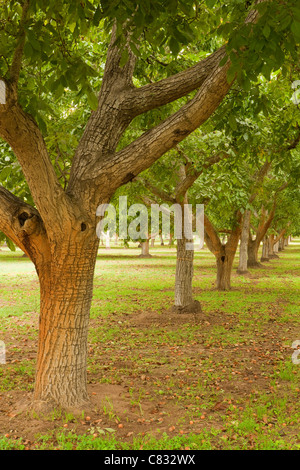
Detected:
[{"left": 18, "top": 212, "right": 32, "bottom": 227}]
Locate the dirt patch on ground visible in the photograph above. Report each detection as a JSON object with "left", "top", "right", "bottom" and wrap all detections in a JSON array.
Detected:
[{"left": 0, "top": 303, "right": 299, "bottom": 449}]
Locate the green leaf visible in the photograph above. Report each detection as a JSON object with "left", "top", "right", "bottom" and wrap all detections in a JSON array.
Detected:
[
  {"left": 263, "top": 23, "right": 271, "bottom": 38},
  {"left": 6, "top": 237, "right": 16, "bottom": 252},
  {"left": 86, "top": 89, "right": 98, "bottom": 110},
  {"left": 0, "top": 166, "right": 11, "bottom": 181},
  {"left": 226, "top": 65, "right": 237, "bottom": 84},
  {"left": 129, "top": 41, "right": 140, "bottom": 57},
  {"left": 93, "top": 5, "right": 102, "bottom": 26},
  {"left": 69, "top": 22, "right": 77, "bottom": 33},
  {"left": 219, "top": 55, "right": 228, "bottom": 67},
  {"left": 23, "top": 41, "right": 34, "bottom": 58},
  {"left": 119, "top": 48, "right": 129, "bottom": 68},
  {"left": 206, "top": 0, "right": 217, "bottom": 8},
  {"left": 169, "top": 37, "right": 180, "bottom": 56},
  {"left": 228, "top": 115, "right": 237, "bottom": 131},
  {"left": 291, "top": 20, "right": 300, "bottom": 40},
  {"left": 27, "top": 30, "right": 41, "bottom": 51}
]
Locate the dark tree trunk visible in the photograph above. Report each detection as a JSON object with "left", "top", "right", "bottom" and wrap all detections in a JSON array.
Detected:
[
  {"left": 216, "top": 247, "right": 236, "bottom": 291},
  {"left": 279, "top": 237, "right": 285, "bottom": 251},
  {"left": 247, "top": 238, "right": 261, "bottom": 267}
]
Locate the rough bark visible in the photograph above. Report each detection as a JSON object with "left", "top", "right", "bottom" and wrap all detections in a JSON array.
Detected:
[
  {"left": 172, "top": 233, "right": 201, "bottom": 314},
  {"left": 247, "top": 237, "right": 261, "bottom": 267},
  {"left": 216, "top": 248, "right": 236, "bottom": 291},
  {"left": 34, "top": 237, "right": 99, "bottom": 409},
  {"left": 237, "top": 210, "right": 251, "bottom": 274}
]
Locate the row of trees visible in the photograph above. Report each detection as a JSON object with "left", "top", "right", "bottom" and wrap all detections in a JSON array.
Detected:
[{"left": 0, "top": 0, "right": 299, "bottom": 409}]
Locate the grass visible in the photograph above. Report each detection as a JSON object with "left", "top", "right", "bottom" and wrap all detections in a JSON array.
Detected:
[{"left": 0, "top": 240, "right": 299, "bottom": 450}]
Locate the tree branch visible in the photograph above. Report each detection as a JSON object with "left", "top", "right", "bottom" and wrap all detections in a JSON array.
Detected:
[
  {"left": 127, "top": 46, "right": 227, "bottom": 116},
  {"left": 134, "top": 176, "right": 176, "bottom": 204},
  {"left": 249, "top": 161, "right": 271, "bottom": 203},
  {"left": 0, "top": 98, "right": 73, "bottom": 233},
  {"left": 204, "top": 214, "right": 223, "bottom": 256},
  {"left": 0, "top": 185, "right": 50, "bottom": 269},
  {"left": 175, "top": 151, "right": 231, "bottom": 200},
  {"left": 103, "top": 57, "right": 233, "bottom": 196},
  {"left": 8, "top": 0, "right": 30, "bottom": 84}
]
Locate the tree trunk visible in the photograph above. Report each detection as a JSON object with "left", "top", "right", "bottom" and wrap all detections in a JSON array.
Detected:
[
  {"left": 268, "top": 234, "right": 279, "bottom": 259},
  {"left": 279, "top": 237, "right": 285, "bottom": 251},
  {"left": 151, "top": 237, "right": 155, "bottom": 248},
  {"left": 247, "top": 238, "right": 261, "bottom": 267},
  {"left": 216, "top": 247, "right": 236, "bottom": 291},
  {"left": 139, "top": 239, "right": 152, "bottom": 258},
  {"left": 168, "top": 232, "right": 174, "bottom": 246},
  {"left": 34, "top": 237, "right": 98, "bottom": 410},
  {"left": 160, "top": 234, "right": 164, "bottom": 246},
  {"left": 173, "top": 236, "right": 201, "bottom": 313},
  {"left": 260, "top": 235, "right": 270, "bottom": 262},
  {"left": 237, "top": 210, "right": 250, "bottom": 274}
]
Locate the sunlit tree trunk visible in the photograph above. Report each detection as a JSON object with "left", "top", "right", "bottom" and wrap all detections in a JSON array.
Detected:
[
  {"left": 237, "top": 210, "right": 250, "bottom": 274},
  {"left": 139, "top": 239, "right": 152, "bottom": 258},
  {"left": 34, "top": 237, "right": 99, "bottom": 409}
]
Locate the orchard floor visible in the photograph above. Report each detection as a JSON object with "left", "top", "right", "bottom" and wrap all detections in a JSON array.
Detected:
[{"left": 0, "top": 240, "right": 299, "bottom": 450}]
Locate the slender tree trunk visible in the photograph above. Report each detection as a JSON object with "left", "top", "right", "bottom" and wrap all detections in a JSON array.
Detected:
[
  {"left": 168, "top": 232, "right": 174, "bottom": 246},
  {"left": 279, "top": 237, "right": 285, "bottom": 251},
  {"left": 237, "top": 210, "right": 250, "bottom": 274},
  {"left": 34, "top": 237, "right": 98, "bottom": 409},
  {"left": 173, "top": 236, "right": 201, "bottom": 313},
  {"left": 151, "top": 237, "right": 155, "bottom": 248},
  {"left": 268, "top": 234, "right": 279, "bottom": 259},
  {"left": 284, "top": 237, "right": 289, "bottom": 246},
  {"left": 160, "top": 234, "right": 164, "bottom": 246},
  {"left": 260, "top": 235, "right": 270, "bottom": 262},
  {"left": 139, "top": 239, "right": 152, "bottom": 258},
  {"left": 102, "top": 230, "right": 111, "bottom": 249}
]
